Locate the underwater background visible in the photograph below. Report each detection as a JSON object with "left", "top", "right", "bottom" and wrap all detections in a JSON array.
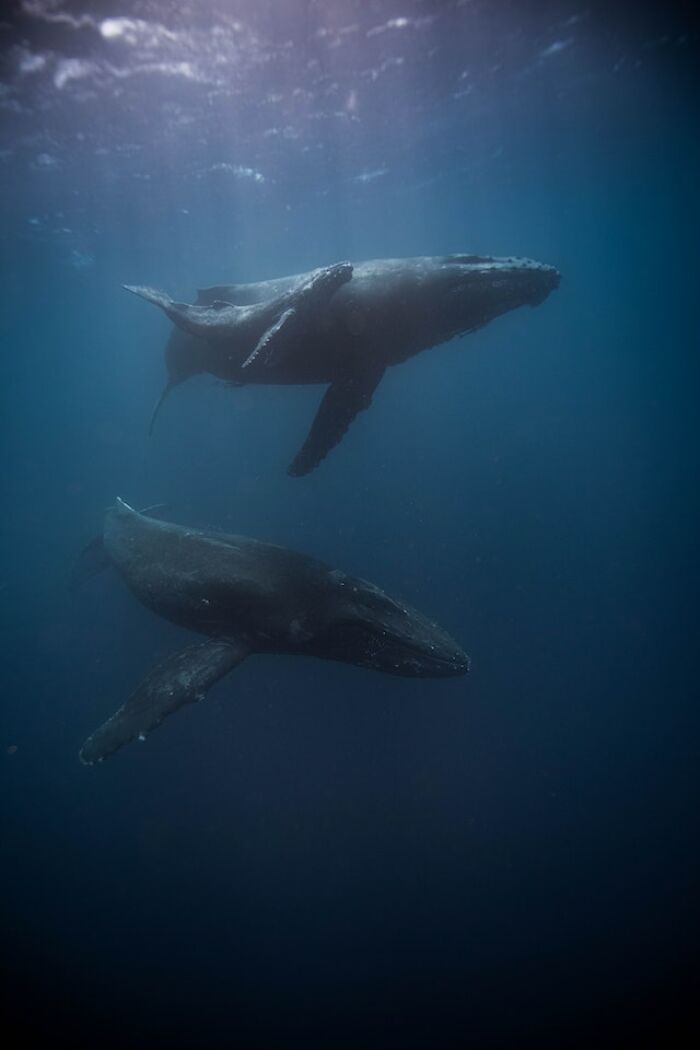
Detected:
[{"left": 0, "top": 1, "right": 698, "bottom": 1046}]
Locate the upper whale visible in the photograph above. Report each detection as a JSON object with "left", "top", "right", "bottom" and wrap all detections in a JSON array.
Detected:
[{"left": 126, "top": 254, "right": 560, "bottom": 475}]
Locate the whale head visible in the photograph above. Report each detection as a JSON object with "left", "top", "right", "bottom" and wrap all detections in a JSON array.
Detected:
[
  {"left": 476, "top": 255, "right": 561, "bottom": 308},
  {"left": 434, "top": 254, "right": 560, "bottom": 336},
  {"left": 314, "top": 572, "right": 469, "bottom": 678}
]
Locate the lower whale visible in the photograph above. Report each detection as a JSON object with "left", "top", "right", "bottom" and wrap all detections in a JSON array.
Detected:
[
  {"left": 128, "top": 254, "right": 560, "bottom": 476},
  {"left": 77, "top": 499, "right": 469, "bottom": 765}
]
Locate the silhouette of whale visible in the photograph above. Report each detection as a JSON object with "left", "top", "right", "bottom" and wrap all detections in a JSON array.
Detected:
[
  {"left": 77, "top": 499, "right": 469, "bottom": 765},
  {"left": 127, "top": 254, "right": 560, "bottom": 475}
]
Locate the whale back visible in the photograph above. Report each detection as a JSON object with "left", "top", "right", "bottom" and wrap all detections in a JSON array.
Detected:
[{"left": 103, "top": 500, "right": 333, "bottom": 643}]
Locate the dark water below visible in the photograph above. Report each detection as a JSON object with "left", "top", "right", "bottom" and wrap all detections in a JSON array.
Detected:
[{"left": 0, "top": 2, "right": 698, "bottom": 1047}]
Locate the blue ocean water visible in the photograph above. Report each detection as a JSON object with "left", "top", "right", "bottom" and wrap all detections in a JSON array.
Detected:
[{"left": 0, "top": 2, "right": 698, "bottom": 1047}]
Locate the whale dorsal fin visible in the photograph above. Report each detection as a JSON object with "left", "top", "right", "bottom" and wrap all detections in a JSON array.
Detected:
[
  {"left": 79, "top": 637, "right": 248, "bottom": 764},
  {"left": 288, "top": 365, "right": 385, "bottom": 476}
]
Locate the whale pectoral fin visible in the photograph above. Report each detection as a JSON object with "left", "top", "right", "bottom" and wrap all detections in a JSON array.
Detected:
[
  {"left": 288, "top": 365, "right": 386, "bottom": 477},
  {"left": 241, "top": 264, "right": 353, "bottom": 372},
  {"left": 242, "top": 307, "right": 297, "bottom": 370},
  {"left": 79, "top": 638, "right": 249, "bottom": 765}
]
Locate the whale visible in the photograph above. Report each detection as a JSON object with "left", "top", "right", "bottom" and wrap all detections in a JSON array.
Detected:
[
  {"left": 77, "top": 499, "right": 469, "bottom": 765},
  {"left": 127, "top": 254, "right": 560, "bottom": 475}
]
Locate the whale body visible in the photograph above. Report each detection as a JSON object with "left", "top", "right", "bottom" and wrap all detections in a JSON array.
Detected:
[
  {"left": 77, "top": 500, "right": 469, "bottom": 765},
  {"left": 128, "top": 254, "right": 560, "bottom": 475}
]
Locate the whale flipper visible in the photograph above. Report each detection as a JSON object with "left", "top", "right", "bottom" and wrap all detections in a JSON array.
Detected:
[
  {"left": 243, "top": 263, "right": 353, "bottom": 371},
  {"left": 288, "top": 366, "right": 385, "bottom": 476},
  {"left": 79, "top": 637, "right": 248, "bottom": 765},
  {"left": 242, "top": 307, "right": 297, "bottom": 370}
]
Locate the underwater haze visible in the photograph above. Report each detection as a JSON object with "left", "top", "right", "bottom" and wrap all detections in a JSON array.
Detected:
[{"left": 0, "top": 1, "right": 698, "bottom": 1047}]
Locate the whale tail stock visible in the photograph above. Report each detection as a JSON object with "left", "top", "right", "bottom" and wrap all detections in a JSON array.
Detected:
[{"left": 70, "top": 502, "right": 169, "bottom": 591}]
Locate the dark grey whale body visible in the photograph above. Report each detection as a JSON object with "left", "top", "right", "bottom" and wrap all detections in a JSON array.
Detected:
[
  {"left": 78, "top": 499, "right": 468, "bottom": 765},
  {"left": 128, "top": 254, "right": 560, "bottom": 475}
]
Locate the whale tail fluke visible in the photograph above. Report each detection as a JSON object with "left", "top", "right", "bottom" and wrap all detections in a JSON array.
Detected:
[
  {"left": 124, "top": 284, "right": 169, "bottom": 307},
  {"left": 124, "top": 283, "right": 228, "bottom": 339},
  {"left": 123, "top": 284, "right": 181, "bottom": 310}
]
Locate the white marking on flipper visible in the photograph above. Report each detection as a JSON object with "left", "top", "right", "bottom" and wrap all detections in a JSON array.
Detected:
[{"left": 242, "top": 308, "right": 296, "bottom": 369}]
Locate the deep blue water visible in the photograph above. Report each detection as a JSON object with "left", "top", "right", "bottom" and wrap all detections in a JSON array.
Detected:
[{"left": 1, "top": 2, "right": 698, "bottom": 1047}]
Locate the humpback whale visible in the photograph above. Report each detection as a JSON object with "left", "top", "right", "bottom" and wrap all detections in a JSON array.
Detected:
[
  {"left": 77, "top": 499, "right": 469, "bottom": 765},
  {"left": 127, "top": 254, "right": 560, "bottom": 475}
]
